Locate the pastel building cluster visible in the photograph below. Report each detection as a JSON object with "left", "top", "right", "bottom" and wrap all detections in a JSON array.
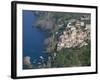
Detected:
[{"left": 57, "top": 19, "right": 90, "bottom": 51}]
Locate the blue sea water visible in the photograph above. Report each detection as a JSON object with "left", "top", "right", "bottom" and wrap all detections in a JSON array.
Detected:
[{"left": 23, "top": 10, "right": 48, "bottom": 68}]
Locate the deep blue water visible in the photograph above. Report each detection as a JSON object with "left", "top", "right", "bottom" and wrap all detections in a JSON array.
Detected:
[{"left": 23, "top": 10, "right": 48, "bottom": 68}]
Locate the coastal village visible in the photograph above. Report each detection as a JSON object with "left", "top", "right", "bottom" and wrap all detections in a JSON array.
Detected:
[
  {"left": 57, "top": 15, "right": 90, "bottom": 51},
  {"left": 23, "top": 13, "right": 91, "bottom": 69}
]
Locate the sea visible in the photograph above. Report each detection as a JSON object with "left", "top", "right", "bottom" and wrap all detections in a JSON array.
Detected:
[{"left": 23, "top": 10, "right": 48, "bottom": 69}]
